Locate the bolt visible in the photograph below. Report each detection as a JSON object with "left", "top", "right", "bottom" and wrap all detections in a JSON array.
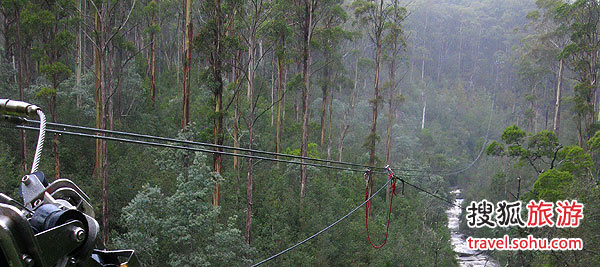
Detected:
[
  {"left": 22, "top": 254, "right": 33, "bottom": 266},
  {"left": 72, "top": 227, "right": 86, "bottom": 243},
  {"left": 33, "top": 199, "right": 42, "bottom": 207},
  {"left": 21, "top": 175, "right": 30, "bottom": 185}
]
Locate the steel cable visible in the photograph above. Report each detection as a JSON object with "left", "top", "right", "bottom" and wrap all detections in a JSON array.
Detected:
[
  {"left": 30, "top": 110, "right": 45, "bottom": 174},
  {"left": 250, "top": 177, "right": 393, "bottom": 267}
]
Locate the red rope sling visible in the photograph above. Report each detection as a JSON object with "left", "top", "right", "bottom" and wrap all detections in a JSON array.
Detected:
[{"left": 364, "top": 166, "right": 401, "bottom": 248}]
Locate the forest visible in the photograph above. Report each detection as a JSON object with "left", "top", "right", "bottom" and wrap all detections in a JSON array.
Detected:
[{"left": 0, "top": 0, "right": 599, "bottom": 266}]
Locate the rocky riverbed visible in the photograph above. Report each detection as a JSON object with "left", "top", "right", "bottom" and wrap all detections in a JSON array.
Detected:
[{"left": 446, "top": 189, "right": 499, "bottom": 267}]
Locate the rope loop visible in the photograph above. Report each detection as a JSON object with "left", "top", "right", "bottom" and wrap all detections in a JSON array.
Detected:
[{"left": 364, "top": 166, "right": 398, "bottom": 249}]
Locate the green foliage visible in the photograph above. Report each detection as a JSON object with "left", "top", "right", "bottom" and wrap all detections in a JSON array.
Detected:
[
  {"left": 40, "top": 62, "right": 71, "bottom": 79},
  {"left": 531, "top": 169, "right": 572, "bottom": 202},
  {"left": 4, "top": 0, "right": 599, "bottom": 266},
  {"left": 55, "top": 31, "right": 75, "bottom": 50},
  {"left": 115, "top": 154, "right": 252, "bottom": 266},
  {"left": 193, "top": 0, "right": 242, "bottom": 64},
  {"left": 35, "top": 86, "right": 57, "bottom": 97},
  {"left": 263, "top": 16, "right": 293, "bottom": 59},
  {"left": 587, "top": 130, "right": 600, "bottom": 151},
  {"left": 21, "top": 4, "right": 54, "bottom": 31},
  {"left": 0, "top": 143, "right": 19, "bottom": 197},
  {"left": 286, "top": 73, "right": 303, "bottom": 92},
  {"left": 526, "top": 10, "right": 540, "bottom": 21},
  {"left": 418, "top": 128, "right": 434, "bottom": 150},
  {"left": 489, "top": 126, "right": 565, "bottom": 175},
  {"left": 144, "top": 0, "right": 158, "bottom": 14},
  {"left": 557, "top": 145, "right": 592, "bottom": 176},
  {"left": 285, "top": 143, "right": 320, "bottom": 158},
  {"left": 352, "top": 0, "right": 377, "bottom": 24},
  {"left": 362, "top": 131, "right": 381, "bottom": 152},
  {"left": 501, "top": 125, "right": 526, "bottom": 145},
  {"left": 527, "top": 130, "right": 558, "bottom": 157},
  {"left": 488, "top": 171, "right": 507, "bottom": 202},
  {"left": 486, "top": 140, "right": 504, "bottom": 156},
  {"left": 554, "top": 0, "right": 600, "bottom": 139}
]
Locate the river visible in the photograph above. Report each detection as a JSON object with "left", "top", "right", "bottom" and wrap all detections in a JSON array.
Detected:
[{"left": 446, "top": 189, "right": 500, "bottom": 267}]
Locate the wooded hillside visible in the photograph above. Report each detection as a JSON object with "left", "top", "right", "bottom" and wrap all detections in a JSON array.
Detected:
[{"left": 1, "top": 0, "right": 599, "bottom": 265}]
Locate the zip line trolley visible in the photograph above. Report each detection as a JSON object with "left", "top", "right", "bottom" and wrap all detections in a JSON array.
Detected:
[{"left": 0, "top": 98, "right": 139, "bottom": 267}]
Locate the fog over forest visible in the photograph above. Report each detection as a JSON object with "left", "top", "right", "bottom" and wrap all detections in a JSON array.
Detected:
[{"left": 1, "top": 0, "right": 599, "bottom": 266}]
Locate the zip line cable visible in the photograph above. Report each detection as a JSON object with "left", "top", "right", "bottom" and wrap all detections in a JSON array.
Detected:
[
  {"left": 10, "top": 124, "right": 370, "bottom": 173},
  {"left": 395, "top": 175, "right": 461, "bottom": 208},
  {"left": 252, "top": 169, "right": 461, "bottom": 266},
  {"left": 5, "top": 122, "right": 462, "bottom": 264},
  {"left": 0, "top": 98, "right": 485, "bottom": 265},
  {"left": 3, "top": 92, "right": 495, "bottom": 175},
  {"left": 20, "top": 115, "right": 491, "bottom": 175},
  {"left": 24, "top": 119, "right": 387, "bottom": 172},
  {"left": 250, "top": 177, "right": 393, "bottom": 267},
  {"left": 30, "top": 110, "right": 46, "bottom": 174},
  {"left": 6, "top": 94, "right": 494, "bottom": 175},
  {"left": 11, "top": 123, "right": 460, "bottom": 207}
]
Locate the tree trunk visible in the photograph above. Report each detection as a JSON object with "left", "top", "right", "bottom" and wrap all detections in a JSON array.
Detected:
[
  {"left": 421, "top": 92, "right": 426, "bottom": 129},
  {"left": 212, "top": 0, "right": 225, "bottom": 207},
  {"left": 535, "top": 83, "right": 539, "bottom": 132},
  {"left": 339, "top": 57, "right": 359, "bottom": 162},
  {"left": 233, "top": 50, "right": 241, "bottom": 197},
  {"left": 271, "top": 55, "right": 275, "bottom": 126},
  {"left": 150, "top": 0, "right": 157, "bottom": 103},
  {"left": 367, "top": 20, "right": 383, "bottom": 216},
  {"left": 327, "top": 83, "right": 333, "bottom": 160},
  {"left": 101, "top": 30, "right": 111, "bottom": 248},
  {"left": 15, "top": 8, "right": 27, "bottom": 172},
  {"left": 246, "top": 8, "right": 263, "bottom": 241},
  {"left": 530, "top": 82, "right": 536, "bottom": 132},
  {"left": 3, "top": 14, "right": 11, "bottom": 63},
  {"left": 421, "top": 51, "right": 426, "bottom": 129},
  {"left": 246, "top": 61, "right": 256, "bottom": 246},
  {"left": 93, "top": 1, "right": 110, "bottom": 245},
  {"left": 283, "top": 65, "right": 287, "bottom": 121},
  {"left": 48, "top": 21, "right": 61, "bottom": 180},
  {"left": 457, "top": 21, "right": 462, "bottom": 79},
  {"left": 234, "top": 50, "right": 241, "bottom": 170},
  {"left": 246, "top": 126, "right": 254, "bottom": 244},
  {"left": 75, "top": 0, "right": 82, "bottom": 108},
  {"left": 300, "top": 0, "right": 313, "bottom": 201},
  {"left": 338, "top": 123, "right": 350, "bottom": 162},
  {"left": 181, "top": 0, "right": 192, "bottom": 128},
  {"left": 276, "top": 51, "right": 284, "bottom": 156},
  {"left": 295, "top": 90, "right": 299, "bottom": 122},
  {"left": 320, "top": 59, "right": 330, "bottom": 146},
  {"left": 553, "top": 58, "right": 563, "bottom": 137},
  {"left": 52, "top": 94, "right": 60, "bottom": 180},
  {"left": 94, "top": 12, "right": 102, "bottom": 177},
  {"left": 213, "top": 85, "right": 223, "bottom": 207},
  {"left": 592, "top": 50, "right": 598, "bottom": 127},
  {"left": 385, "top": 53, "right": 395, "bottom": 201}
]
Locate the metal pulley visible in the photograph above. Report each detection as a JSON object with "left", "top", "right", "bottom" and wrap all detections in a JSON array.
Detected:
[{"left": 0, "top": 98, "right": 140, "bottom": 267}]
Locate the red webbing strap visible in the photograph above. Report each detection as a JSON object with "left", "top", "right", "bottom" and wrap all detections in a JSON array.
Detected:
[{"left": 364, "top": 171, "right": 397, "bottom": 249}]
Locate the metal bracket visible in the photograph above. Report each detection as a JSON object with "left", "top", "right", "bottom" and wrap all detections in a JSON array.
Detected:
[
  {"left": 20, "top": 174, "right": 94, "bottom": 218},
  {"left": 0, "top": 203, "right": 47, "bottom": 267},
  {"left": 35, "top": 220, "right": 86, "bottom": 266},
  {"left": 91, "top": 249, "right": 140, "bottom": 267}
]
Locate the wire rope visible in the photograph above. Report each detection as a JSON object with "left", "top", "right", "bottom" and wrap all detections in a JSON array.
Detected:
[
  {"left": 250, "top": 177, "right": 393, "bottom": 267},
  {"left": 30, "top": 110, "right": 46, "bottom": 174}
]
